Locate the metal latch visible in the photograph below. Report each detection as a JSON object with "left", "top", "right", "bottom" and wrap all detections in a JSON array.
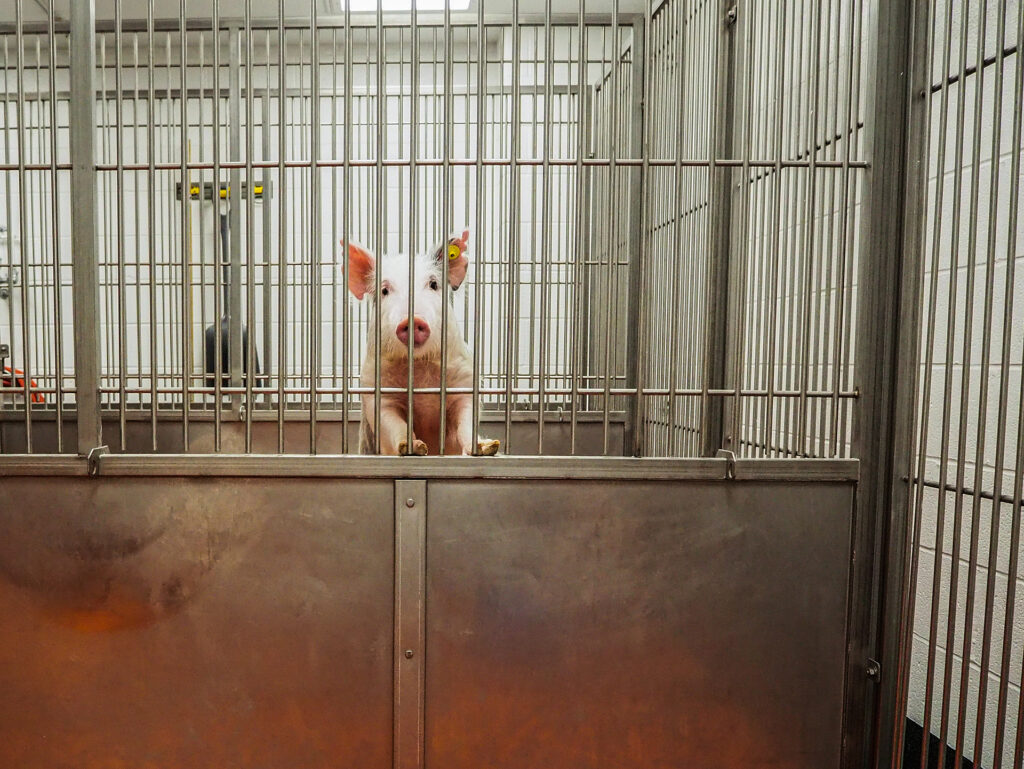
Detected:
[
  {"left": 87, "top": 445, "right": 109, "bottom": 477},
  {"left": 715, "top": 449, "right": 737, "bottom": 480}
]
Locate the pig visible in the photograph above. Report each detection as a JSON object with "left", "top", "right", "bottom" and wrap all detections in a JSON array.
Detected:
[{"left": 345, "top": 229, "right": 500, "bottom": 457}]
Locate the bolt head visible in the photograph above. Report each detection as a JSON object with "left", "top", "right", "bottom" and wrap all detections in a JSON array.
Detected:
[
  {"left": 405, "top": 498, "right": 415, "bottom": 508},
  {"left": 404, "top": 649, "right": 414, "bottom": 659}
]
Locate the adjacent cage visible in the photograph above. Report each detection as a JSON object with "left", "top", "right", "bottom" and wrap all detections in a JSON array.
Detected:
[{"left": 0, "top": 0, "right": 867, "bottom": 459}]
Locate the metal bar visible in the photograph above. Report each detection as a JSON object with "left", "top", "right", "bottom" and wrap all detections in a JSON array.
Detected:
[
  {"left": 277, "top": 5, "right": 287, "bottom": 451},
  {"left": 700, "top": 0, "right": 734, "bottom": 457},
  {"left": 18, "top": 452, "right": 860, "bottom": 482},
  {"left": 340, "top": 0, "right": 351, "bottom": 454},
  {"left": 503, "top": 0, "right": 521, "bottom": 450},
  {"left": 146, "top": 1, "right": 158, "bottom": 448},
  {"left": 373, "top": 6, "right": 383, "bottom": 454},
  {"left": 69, "top": 0, "right": 102, "bottom": 454},
  {"left": 406, "top": 9, "right": 419, "bottom": 454},
  {"left": 991, "top": 4, "right": 1024, "bottom": 763},
  {"left": 568, "top": 2, "right": 586, "bottom": 456},
  {"left": 394, "top": 479, "right": 426, "bottom": 769},
  {"left": 262, "top": 33, "right": 273, "bottom": 411},
  {"left": 846, "top": 0, "right": 920, "bottom": 764},
  {"left": 471, "top": 0, "right": 485, "bottom": 454},
  {"left": 13, "top": 0, "right": 33, "bottom": 451},
  {"left": 228, "top": 28, "right": 243, "bottom": 417},
  {"left": 46, "top": 0, "right": 63, "bottom": 451},
  {"left": 308, "top": 1, "right": 319, "bottom": 453},
  {"left": 621, "top": 15, "right": 647, "bottom": 457},
  {"left": 437, "top": 0, "right": 453, "bottom": 454},
  {"left": 243, "top": 2, "right": 255, "bottom": 450},
  {"left": 536, "top": 0, "right": 553, "bottom": 455},
  {"left": 211, "top": 3, "right": 223, "bottom": 450},
  {"left": 179, "top": 0, "right": 190, "bottom": 448}
]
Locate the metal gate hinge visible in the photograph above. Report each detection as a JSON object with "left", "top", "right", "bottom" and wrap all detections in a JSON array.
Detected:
[
  {"left": 865, "top": 658, "right": 881, "bottom": 681},
  {"left": 715, "top": 449, "right": 737, "bottom": 480},
  {"left": 87, "top": 445, "right": 109, "bottom": 477}
]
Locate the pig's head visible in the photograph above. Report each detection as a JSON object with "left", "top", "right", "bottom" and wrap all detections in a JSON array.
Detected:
[{"left": 345, "top": 230, "right": 470, "bottom": 359}]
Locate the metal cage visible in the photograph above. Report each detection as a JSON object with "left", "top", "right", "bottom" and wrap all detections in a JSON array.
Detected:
[{"left": 0, "top": 1, "right": 1021, "bottom": 768}]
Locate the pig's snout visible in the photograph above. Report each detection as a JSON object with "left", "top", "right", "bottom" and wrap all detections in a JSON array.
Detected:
[{"left": 396, "top": 316, "right": 431, "bottom": 347}]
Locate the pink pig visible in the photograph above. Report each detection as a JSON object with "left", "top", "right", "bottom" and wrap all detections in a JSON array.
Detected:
[{"left": 345, "top": 230, "right": 500, "bottom": 456}]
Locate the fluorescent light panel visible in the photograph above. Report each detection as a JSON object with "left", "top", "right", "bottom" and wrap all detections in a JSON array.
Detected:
[{"left": 318, "top": 0, "right": 472, "bottom": 12}]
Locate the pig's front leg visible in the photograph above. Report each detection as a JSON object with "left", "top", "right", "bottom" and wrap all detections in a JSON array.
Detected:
[
  {"left": 449, "top": 396, "right": 500, "bottom": 456},
  {"left": 364, "top": 397, "right": 427, "bottom": 455}
]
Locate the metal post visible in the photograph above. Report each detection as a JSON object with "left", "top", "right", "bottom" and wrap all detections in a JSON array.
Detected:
[
  {"left": 69, "top": 0, "right": 103, "bottom": 455},
  {"left": 621, "top": 17, "right": 645, "bottom": 456},
  {"left": 228, "top": 27, "right": 243, "bottom": 415},
  {"left": 700, "top": 0, "right": 736, "bottom": 457},
  {"left": 847, "top": 1, "right": 926, "bottom": 767},
  {"left": 394, "top": 480, "right": 426, "bottom": 769}
]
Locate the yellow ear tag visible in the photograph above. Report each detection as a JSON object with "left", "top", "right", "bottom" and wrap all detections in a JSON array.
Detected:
[{"left": 447, "top": 243, "right": 461, "bottom": 261}]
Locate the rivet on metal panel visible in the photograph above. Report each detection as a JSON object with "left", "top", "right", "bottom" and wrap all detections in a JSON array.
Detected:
[
  {"left": 87, "top": 445, "right": 109, "bottom": 477},
  {"left": 405, "top": 498, "right": 415, "bottom": 508},
  {"left": 715, "top": 449, "right": 737, "bottom": 480},
  {"left": 865, "top": 658, "right": 881, "bottom": 682},
  {"left": 404, "top": 649, "right": 414, "bottom": 659}
]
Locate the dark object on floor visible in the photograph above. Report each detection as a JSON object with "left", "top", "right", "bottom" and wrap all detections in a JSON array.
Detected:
[{"left": 902, "top": 719, "right": 976, "bottom": 769}]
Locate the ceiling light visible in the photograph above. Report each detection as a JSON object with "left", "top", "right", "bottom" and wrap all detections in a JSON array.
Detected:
[{"left": 318, "top": 0, "right": 471, "bottom": 12}]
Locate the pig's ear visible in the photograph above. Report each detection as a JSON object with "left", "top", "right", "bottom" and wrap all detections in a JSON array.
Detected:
[
  {"left": 345, "top": 242, "right": 375, "bottom": 299},
  {"left": 434, "top": 229, "right": 470, "bottom": 289}
]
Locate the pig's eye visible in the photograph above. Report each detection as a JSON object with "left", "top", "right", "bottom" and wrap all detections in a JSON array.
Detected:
[
  {"left": 380, "top": 286, "right": 389, "bottom": 297},
  {"left": 429, "top": 279, "right": 439, "bottom": 291}
]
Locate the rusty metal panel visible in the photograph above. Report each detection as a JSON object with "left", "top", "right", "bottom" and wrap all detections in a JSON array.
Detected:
[
  {"left": 425, "top": 480, "right": 855, "bottom": 769},
  {"left": 0, "top": 477, "right": 395, "bottom": 769}
]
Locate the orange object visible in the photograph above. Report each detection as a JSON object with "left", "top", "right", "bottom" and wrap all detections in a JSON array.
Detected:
[{"left": 1, "top": 366, "right": 44, "bottom": 403}]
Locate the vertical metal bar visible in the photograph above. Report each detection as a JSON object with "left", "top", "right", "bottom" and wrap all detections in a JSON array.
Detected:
[
  {"left": 600, "top": 15, "right": 620, "bottom": 455},
  {"left": 969, "top": 0, "right": 1011, "bottom": 758},
  {"left": 263, "top": 32, "right": 273, "bottom": 411},
  {"left": 535, "top": 0, "right": 553, "bottom": 454},
  {"left": 471, "top": 0, "right": 485, "bottom": 453},
  {"left": 196, "top": 33, "right": 207, "bottom": 417},
  {"left": 147, "top": 0, "right": 158, "bottom": 449},
  {"left": 880, "top": 0, "right": 932, "bottom": 763},
  {"left": 46, "top": 0, "right": 63, "bottom": 451},
  {"left": 568, "top": 3, "right": 586, "bottom": 455},
  {"left": 69, "top": 0, "right": 102, "bottom": 455},
  {"left": 503, "top": 0, "right": 521, "bottom": 451},
  {"left": 330, "top": 27, "right": 338, "bottom": 415},
  {"left": 211, "top": 3, "right": 223, "bottom": 450},
  {"left": 699, "top": 0, "right": 733, "bottom": 457},
  {"left": 934, "top": 1, "right": 975, "bottom": 761},
  {"left": 847, "top": 0, "right": 921, "bottom": 765},
  {"left": 620, "top": 15, "right": 647, "bottom": 457},
  {"left": 394, "top": 479, "right": 426, "bottom": 769},
  {"left": 437, "top": 0, "right": 452, "bottom": 454},
  {"left": 914, "top": 1, "right": 956, "bottom": 764},
  {"left": 277, "top": 5, "right": 287, "bottom": 451},
  {"left": 228, "top": 28, "right": 243, "bottom": 418},
  {"left": 308, "top": 1, "right": 319, "bottom": 453},
  {"left": 952, "top": 0, "right": 992, "bottom": 760},
  {"left": 179, "top": 0, "right": 190, "bottom": 449},
  {"left": 991, "top": 6, "right": 1024, "bottom": 763},
  {"left": 373, "top": 2, "right": 383, "bottom": 454},
  {"left": 13, "top": 1, "right": 33, "bottom": 451},
  {"left": 725, "top": 0, "right": 757, "bottom": 456},
  {"left": 341, "top": 2, "right": 351, "bottom": 453},
  {"left": 244, "top": 0, "right": 256, "bottom": 450},
  {"left": 406, "top": 8, "right": 418, "bottom": 454}
]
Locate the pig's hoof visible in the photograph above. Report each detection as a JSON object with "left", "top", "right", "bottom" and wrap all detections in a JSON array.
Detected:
[
  {"left": 399, "top": 439, "right": 428, "bottom": 456},
  {"left": 477, "top": 439, "right": 500, "bottom": 456}
]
